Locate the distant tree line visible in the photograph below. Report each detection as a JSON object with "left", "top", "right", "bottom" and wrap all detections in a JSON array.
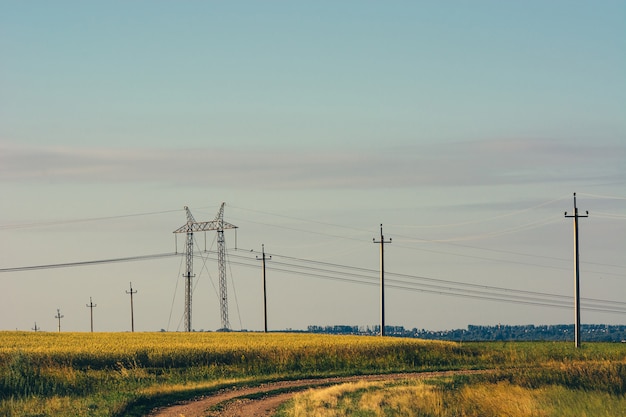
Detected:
[{"left": 306, "top": 324, "right": 626, "bottom": 342}]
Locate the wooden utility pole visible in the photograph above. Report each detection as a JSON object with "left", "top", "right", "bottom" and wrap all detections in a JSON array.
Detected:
[
  {"left": 373, "top": 224, "right": 391, "bottom": 336},
  {"left": 256, "top": 244, "right": 271, "bottom": 333},
  {"left": 55, "top": 308, "right": 64, "bottom": 333},
  {"left": 126, "top": 282, "right": 137, "bottom": 332},
  {"left": 86, "top": 297, "right": 97, "bottom": 332},
  {"left": 565, "top": 192, "right": 589, "bottom": 348}
]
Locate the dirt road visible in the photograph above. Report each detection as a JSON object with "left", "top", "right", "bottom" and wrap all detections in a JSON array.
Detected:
[{"left": 147, "top": 370, "right": 483, "bottom": 417}]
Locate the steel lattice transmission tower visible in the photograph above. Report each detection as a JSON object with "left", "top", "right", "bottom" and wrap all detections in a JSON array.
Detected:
[{"left": 173, "top": 203, "right": 237, "bottom": 332}]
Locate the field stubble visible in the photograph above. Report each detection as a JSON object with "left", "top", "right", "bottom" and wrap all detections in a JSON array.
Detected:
[{"left": 0, "top": 332, "right": 625, "bottom": 416}]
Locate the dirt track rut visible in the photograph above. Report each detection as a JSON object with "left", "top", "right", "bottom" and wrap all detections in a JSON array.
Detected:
[{"left": 147, "top": 370, "right": 484, "bottom": 417}]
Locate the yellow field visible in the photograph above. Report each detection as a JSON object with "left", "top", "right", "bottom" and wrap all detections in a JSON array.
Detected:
[
  {"left": 1, "top": 331, "right": 625, "bottom": 417},
  {"left": 0, "top": 331, "right": 458, "bottom": 371},
  {"left": 0, "top": 331, "right": 459, "bottom": 417}
]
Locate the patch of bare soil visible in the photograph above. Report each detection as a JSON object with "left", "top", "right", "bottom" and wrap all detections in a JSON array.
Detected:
[{"left": 147, "top": 370, "right": 484, "bottom": 417}]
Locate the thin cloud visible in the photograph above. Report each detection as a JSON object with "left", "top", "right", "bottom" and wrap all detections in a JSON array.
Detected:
[{"left": 0, "top": 139, "right": 623, "bottom": 188}]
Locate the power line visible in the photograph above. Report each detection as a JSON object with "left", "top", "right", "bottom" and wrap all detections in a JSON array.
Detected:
[
  {"left": 3, "top": 247, "right": 624, "bottom": 314},
  {"left": 7, "top": 200, "right": 620, "bottom": 278},
  {"left": 0, "top": 252, "right": 181, "bottom": 273},
  {"left": 406, "top": 239, "right": 626, "bottom": 272},
  {"left": 229, "top": 204, "right": 368, "bottom": 234},
  {"left": 593, "top": 211, "right": 626, "bottom": 220},
  {"left": 0, "top": 208, "right": 181, "bottom": 230},
  {"left": 231, "top": 206, "right": 625, "bottom": 275},
  {"left": 225, "top": 255, "right": 626, "bottom": 314},
  {"left": 390, "top": 196, "right": 571, "bottom": 230},
  {"left": 577, "top": 192, "right": 626, "bottom": 200},
  {"left": 0, "top": 244, "right": 626, "bottom": 314},
  {"left": 226, "top": 249, "right": 626, "bottom": 314},
  {"left": 234, "top": 200, "right": 623, "bottom": 275},
  {"left": 404, "top": 216, "right": 563, "bottom": 243},
  {"left": 243, "top": 250, "right": 626, "bottom": 308}
]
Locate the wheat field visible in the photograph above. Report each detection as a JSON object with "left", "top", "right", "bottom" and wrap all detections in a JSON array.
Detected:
[{"left": 1, "top": 331, "right": 625, "bottom": 416}]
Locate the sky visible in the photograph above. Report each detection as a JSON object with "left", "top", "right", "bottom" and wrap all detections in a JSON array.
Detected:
[{"left": 1, "top": 1, "right": 625, "bottom": 333}]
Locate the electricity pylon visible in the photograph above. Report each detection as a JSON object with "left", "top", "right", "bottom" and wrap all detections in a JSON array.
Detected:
[{"left": 173, "top": 203, "right": 237, "bottom": 332}]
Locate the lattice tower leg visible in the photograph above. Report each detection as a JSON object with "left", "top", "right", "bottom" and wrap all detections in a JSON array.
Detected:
[
  {"left": 217, "top": 229, "right": 230, "bottom": 330},
  {"left": 185, "top": 231, "right": 194, "bottom": 332}
]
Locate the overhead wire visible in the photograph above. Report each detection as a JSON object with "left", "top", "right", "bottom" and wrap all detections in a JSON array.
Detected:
[
  {"left": 195, "top": 233, "right": 219, "bottom": 299},
  {"left": 225, "top": 255, "right": 626, "bottom": 314},
  {"left": 2, "top": 246, "right": 625, "bottom": 317},
  {"left": 0, "top": 208, "right": 182, "bottom": 230},
  {"left": 229, "top": 204, "right": 368, "bottom": 234},
  {"left": 3, "top": 196, "right": 624, "bottom": 322},
  {"left": 169, "top": 234, "right": 219, "bottom": 332},
  {"left": 0, "top": 252, "right": 181, "bottom": 273},
  {"left": 227, "top": 249, "right": 626, "bottom": 314},
  {"left": 578, "top": 192, "right": 626, "bottom": 200},
  {"left": 229, "top": 202, "right": 625, "bottom": 275},
  {"left": 408, "top": 216, "right": 563, "bottom": 243},
  {"left": 226, "top": 247, "right": 244, "bottom": 330},
  {"left": 594, "top": 211, "right": 626, "bottom": 220},
  {"left": 167, "top": 251, "right": 185, "bottom": 332},
  {"left": 389, "top": 195, "right": 570, "bottom": 230},
  {"left": 269, "top": 250, "right": 626, "bottom": 306},
  {"left": 7, "top": 196, "right": 621, "bottom": 276}
]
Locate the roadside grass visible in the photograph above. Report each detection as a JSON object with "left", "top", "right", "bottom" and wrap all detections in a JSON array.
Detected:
[
  {"left": 276, "top": 364, "right": 626, "bottom": 417},
  {"left": 1, "top": 332, "right": 625, "bottom": 416}
]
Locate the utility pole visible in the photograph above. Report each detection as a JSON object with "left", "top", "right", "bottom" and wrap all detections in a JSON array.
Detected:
[
  {"left": 126, "top": 282, "right": 137, "bottom": 332},
  {"left": 256, "top": 244, "right": 271, "bottom": 333},
  {"left": 86, "top": 297, "right": 97, "bottom": 333},
  {"left": 55, "top": 308, "right": 64, "bottom": 333},
  {"left": 373, "top": 224, "right": 391, "bottom": 336},
  {"left": 565, "top": 192, "right": 589, "bottom": 348},
  {"left": 32, "top": 322, "right": 39, "bottom": 332}
]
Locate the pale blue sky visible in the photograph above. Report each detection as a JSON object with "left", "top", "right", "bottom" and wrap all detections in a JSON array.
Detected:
[{"left": 1, "top": 1, "right": 625, "bottom": 333}]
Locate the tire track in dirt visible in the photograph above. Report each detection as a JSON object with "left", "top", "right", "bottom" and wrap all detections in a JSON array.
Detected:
[{"left": 147, "top": 370, "right": 485, "bottom": 417}]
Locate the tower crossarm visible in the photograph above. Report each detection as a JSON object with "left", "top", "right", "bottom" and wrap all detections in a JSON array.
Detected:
[
  {"left": 173, "top": 205, "right": 238, "bottom": 234},
  {"left": 173, "top": 220, "right": 238, "bottom": 233}
]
